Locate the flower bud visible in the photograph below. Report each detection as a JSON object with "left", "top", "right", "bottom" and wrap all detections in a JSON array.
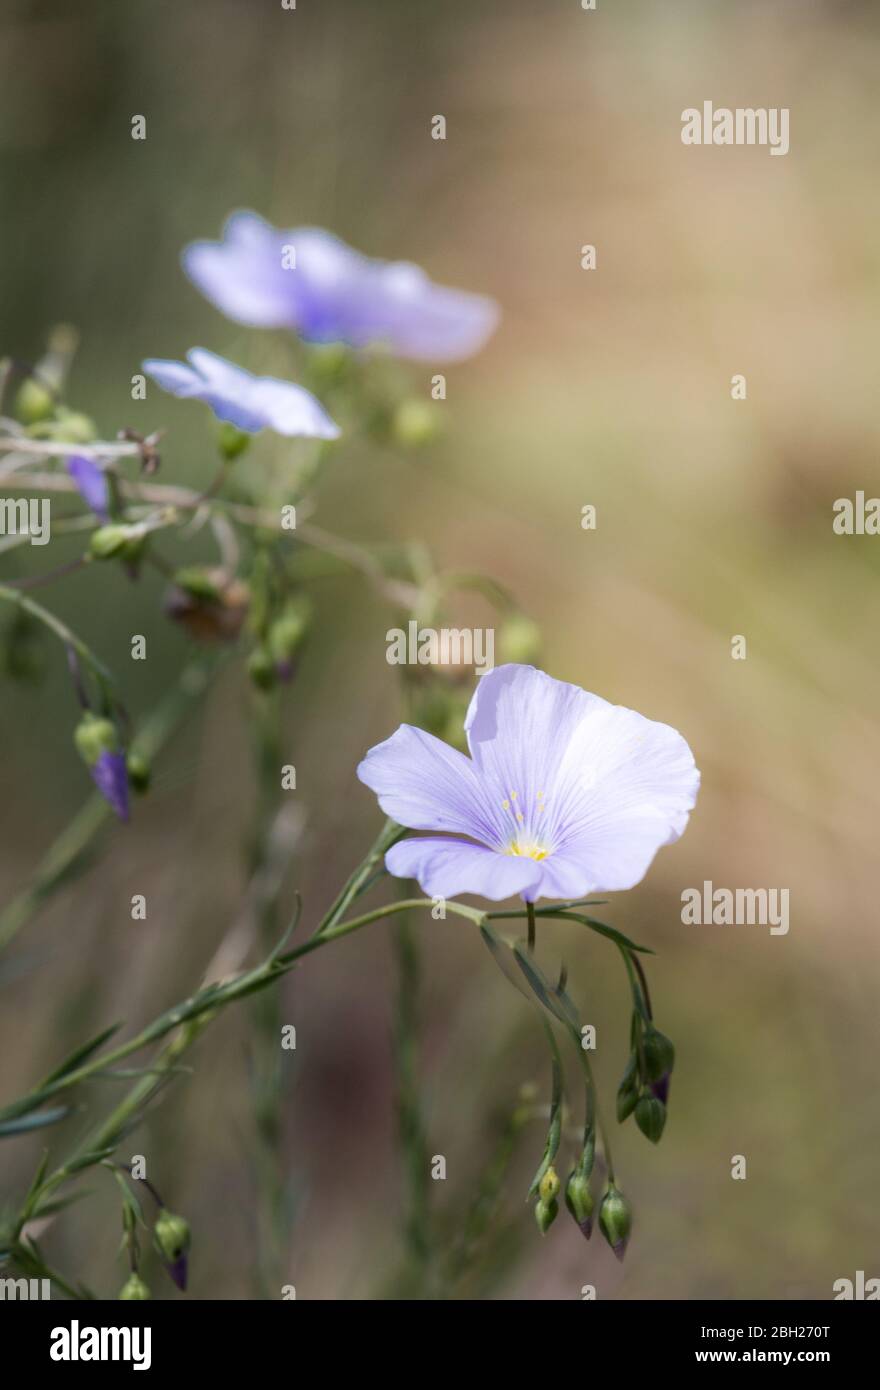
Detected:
[
  {"left": 165, "top": 568, "right": 250, "bottom": 643},
  {"left": 642, "top": 1027, "right": 675, "bottom": 1083},
  {"left": 564, "top": 1171, "right": 595, "bottom": 1239},
  {"left": 217, "top": 422, "right": 250, "bottom": 460},
  {"left": 598, "top": 1184, "right": 632, "bottom": 1262},
  {"left": 126, "top": 751, "right": 151, "bottom": 794},
  {"left": 56, "top": 410, "right": 98, "bottom": 443},
  {"left": 538, "top": 1164, "right": 561, "bottom": 1203},
  {"left": 268, "top": 596, "right": 311, "bottom": 679},
  {"left": 534, "top": 1197, "right": 558, "bottom": 1235},
  {"left": 118, "top": 1273, "right": 151, "bottom": 1300},
  {"left": 392, "top": 399, "right": 440, "bottom": 448},
  {"left": 649, "top": 1073, "right": 671, "bottom": 1106},
  {"left": 89, "top": 523, "right": 144, "bottom": 563},
  {"left": 153, "top": 1209, "right": 190, "bottom": 1291},
  {"left": 497, "top": 612, "right": 542, "bottom": 666},
  {"left": 15, "top": 377, "right": 55, "bottom": 425},
  {"left": 74, "top": 713, "right": 118, "bottom": 767},
  {"left": 635, "top": 1094, "right": 667, "bottom": 1144},
  {"left": 247, "top": 646, "right": 277, "bottom": 690}
]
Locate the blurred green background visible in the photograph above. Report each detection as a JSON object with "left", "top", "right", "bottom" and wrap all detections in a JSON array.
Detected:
[{"left": 2, "top": 0, "right": 879, "bottom": 1300}]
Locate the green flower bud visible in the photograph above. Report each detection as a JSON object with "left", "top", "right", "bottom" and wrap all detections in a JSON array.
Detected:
[
  {"left": 118, "top": 1273, "right": 151, "bottom": 1301},
  {"left": 15, "top": 377, "right": 55, "bottom": 425},
  {"left": 497, "top": 612, "right": 542, "bottom": 666},
  {"left": 598, "top": 1184, "right": 632, "bottom": 1262},
  {"left": 153, "top": 1209, "right": 190, "bottom": 1291},
  {"left": 564, "top": 1171, "right": 595, "bottom": 1239},
  {"left": 56, "top": 410, "right": 98, "bottom": 444},
  {"left": 642, "top": 1027, "right": 675, "bottom": 1083},
  {"left": 534, "top": 1196, "right": 558, "bottom": 1235},
  {"left": 217, "top": 422, "right": 251, "bottom": 460},
  {"left": 126, "top": 751, "right": 151, "bottom": 794},
  {"left": 634, "top": 1094, "right": 667, "bottom": 1144},
  {"left": 392, "top": 399, "right": 439, "bottom": 448},
  {"left": 89, "top": 524, "right": 144, "bottom": 563},
  {"left": 538, "top": 1164, "right": 561, "bottom": 1203},
  {"left": 74, "top": 713, "right": 118, "bottom": 767},
  {"left": 171, "top": 567, "right": 223, "bottom": 601},
  {"left": 247, "top": 646, "right": 277, "bottom": 690},
  {"left": 268, "top": 597, "right": 311, "bottom": 667}
]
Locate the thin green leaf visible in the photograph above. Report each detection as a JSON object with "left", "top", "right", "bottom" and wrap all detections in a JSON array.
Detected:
[
  {"left": 0, "top": 1106, "right": 70, "bottom": 1138},
  {"left": 39, "top": 1023, "right": 122, "bottom": 1086}
]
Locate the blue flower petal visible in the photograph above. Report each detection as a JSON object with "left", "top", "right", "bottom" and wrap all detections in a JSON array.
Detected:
[
  {"left": 142, "top": 349, "right": 339, "bottom": 439},
  {"left": 182, "top": 212, "right": 499, "bottom": 362}
]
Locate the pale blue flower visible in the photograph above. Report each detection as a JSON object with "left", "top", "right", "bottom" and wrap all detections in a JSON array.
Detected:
[
  {"left": 182, "top": 212, "right": 499, "bottom": 362},
  {"left": 357, "top": 664, "right": 699, "bottom": 903},
  {"left": 142, "top": 348, "right": 340, "bottom": 439}
]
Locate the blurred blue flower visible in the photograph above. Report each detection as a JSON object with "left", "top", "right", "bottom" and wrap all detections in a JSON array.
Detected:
[
  {"left": 142, "top": 348, "right": 340, "bottom": 439},
  {"left": 90, "top": 749, "right": 130, "bottom": 822},
  {"left": 66, "top": 454, "right": 110, "bottom": 522},
  {"left": 182, "top": 212, "right": 499, "bottom": 362}
]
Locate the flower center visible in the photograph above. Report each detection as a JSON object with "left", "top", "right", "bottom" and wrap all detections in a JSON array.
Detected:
[
  {"left": 499, "top": 789, "right": 551, "bottom": 859},
  {"left": 506, "top": 841, "right": 549, "bottom": 861}
]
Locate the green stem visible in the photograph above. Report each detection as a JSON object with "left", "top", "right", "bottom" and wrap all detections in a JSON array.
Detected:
[
  {"left": 248, "top": 685, "right": 287, "bottom": 1297},
  {"left": 391, "top": 908, "right": 432, "bottom": 1290},
  {"left": 0, "top": 582, "right": 116, "bottom": 700},
  {"left": 526, "top": 901, "right": 536, "bottom": 953}
]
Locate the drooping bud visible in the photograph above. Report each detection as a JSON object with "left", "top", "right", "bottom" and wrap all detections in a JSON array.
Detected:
[
  {"left": 165, "top": 568, "right": 250, "bottom": 643},
  {"left": 15, "top": 376, "right": 55, "bottom": 425},
  {"left": 89, "top": 523, "right": 145, "bottom": 565},
  {"left": 153, "top": 1209, "right": 191, "bottom": 1291},
  {"left": 538, "top": 1165, "right": 561, "bottom": 1203},
  {"left": 118, "top": 1273, "right": 151, "bottom": 1300},
  {"left": 534, "top": 1197, "right": 558, "bottom": 1235},
  {"left": 74, "top": 714, "right": 129, "bottom": 820},
  {"left": 642, "top": 1027, "right": 675, "bottom": 1083},
  {"left": 126, "top": 751, "right": 151, "bottom": 794},
  {"left": 55, "top": 409, "right": 98, "bottom": 444},
  {"left": 649, "top": 1073, "right": 671, "bottom": 1105},
  {"left": 267, "top": 596, "right": 311, "bottom": 680},
  {"left": 598, "top": 1184, "right": 632, "bottom": 1262},
  {"left": 74, "top": 713, "right": 118, "bottom": 766},
  {"left": 635, "top": 1094, "right": 667, "bottom": 1144},
  {"left": 90, "top": 750, "right": 131, "bottom": 822},
  {"left": 247, "top": 646, "right": 277, "bottom": 690},
  {"left": 564, "top": 1170, "right": 595, "bottom": 1239}
]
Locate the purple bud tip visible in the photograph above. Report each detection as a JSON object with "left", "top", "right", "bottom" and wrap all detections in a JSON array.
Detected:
[
  {"left": 90, "top": 750, "right": 130, "bottom": 822},
  {"left": 611, "top": 1238, "right": 629, "bottom": 1263},
  {"left": 650, "top": 1074, "right": 671, "bottom": 1105},
  {"left": 579, "top": 1217, "right": 593, "bottom": 1241},
  {"left": 66, "top": 454, "right": 110, "bottom": 523},
  {"left": 167, "top": 1254, "right": 188, "bottom": 1291}
]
